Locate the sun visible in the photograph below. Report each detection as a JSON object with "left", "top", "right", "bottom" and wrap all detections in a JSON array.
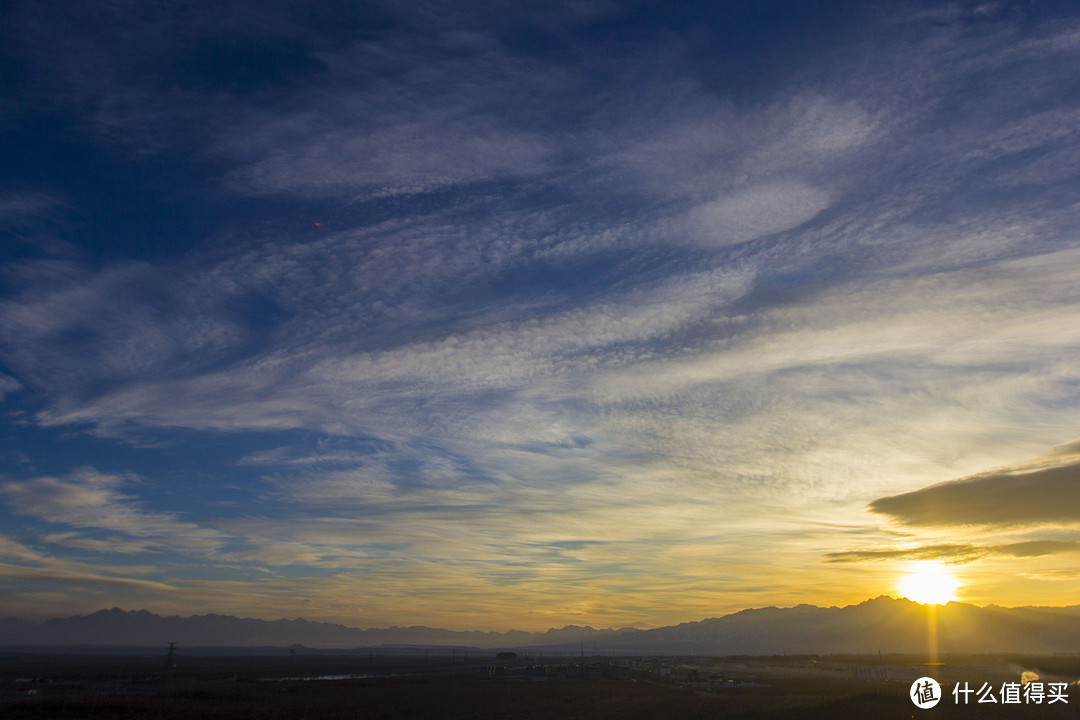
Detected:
[{"left": 898, "top": 562, "right": 958, "bottom": 605}]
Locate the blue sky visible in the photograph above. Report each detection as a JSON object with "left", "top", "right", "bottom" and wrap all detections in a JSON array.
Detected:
[{"left": 3, "top": 0, "right": 1080, "bottom": 630}]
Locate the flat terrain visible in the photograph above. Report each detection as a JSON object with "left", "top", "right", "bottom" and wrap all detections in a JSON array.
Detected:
[{"left": 1, "top": 651, "right": 1077, "bottom": 719}]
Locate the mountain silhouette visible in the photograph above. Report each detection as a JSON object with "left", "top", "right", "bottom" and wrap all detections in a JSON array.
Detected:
[{"left": 3, "top": 597, "right": 1080, "bottom": 654}]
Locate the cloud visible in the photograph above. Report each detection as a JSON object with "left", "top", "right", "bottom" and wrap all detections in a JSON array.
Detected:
[
  {"left": 25, "top": 259, "right": 756, "bottom": 438},
  {"left": 0, "top": 259, "right": 246, "bottom": 395},
  {"left": 825, "top": 543, "right": 986, "bottom": 564},
  {"left": 825, "top": 540, "right": 1080, "bottom": 564},
  {"left": 235, "top": 442, "right": 379, "bottom": 467},
  {"left": 591, "top": 245, "right": 1080, "bottom": 403},
  {"left": 0, "top": 469, "right": 225, "bottom": 554},
  {"left": 688, "top": 181, "right": 831, "bottom": 247},
  {"left": 41, "top": 532, "right": 153, "bottom": 555},
  {"left": 0, "top": 192, "right": 62, "bottom": 223},
  {"left": 214, "top": 29, "right": 586, "bottom": 199},
  {"left": 0, "top": 190, "right": 76, "bottom": 256},
  {"left": 868, "top": 454, "right": 1080, "bottom": 528},
  {"left": 225, "top": 109, "right": 553, "bottom": 198},
  {"left": 606, "top": 91, "right": 875, "bottom": 203},
  {"left": 0, "top": 372, "right": 21, "bottom": 402},
  {"left": 1019, "top": 570, "right": 1080, "bottom": 583},
  {"left": 0, "top": 534, "right": 177, "bottom": 593},
  {"left": 1040, "top": 437, "right": 1080, "bottom": 460},
  {"left": 0, "top": 564, "right": 177, "bottom": 592},
  {"left": 999, "top": 540, "right": 1080, "bottom": 557}
]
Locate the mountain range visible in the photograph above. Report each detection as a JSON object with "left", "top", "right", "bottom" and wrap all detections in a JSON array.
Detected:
[{"left": 3, "top": 597, "right": 1080, "bottom": 654}]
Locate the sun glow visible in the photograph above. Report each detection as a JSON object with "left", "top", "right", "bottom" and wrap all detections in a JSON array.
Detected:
[{"left": 898, "top": 562, "right": 958, "bottom": 605}]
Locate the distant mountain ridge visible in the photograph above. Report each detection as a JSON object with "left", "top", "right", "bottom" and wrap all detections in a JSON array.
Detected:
[
  {"left": 4, "top": 597, "right": 1080, "bottom": 654},
  {"left": 0, "top": 608, "right": 632, "bottom": 650}
]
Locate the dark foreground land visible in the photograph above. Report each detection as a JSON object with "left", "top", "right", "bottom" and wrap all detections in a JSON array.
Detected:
[{"left": 1, "top": 650, "right": 1078, "bottom": 719}]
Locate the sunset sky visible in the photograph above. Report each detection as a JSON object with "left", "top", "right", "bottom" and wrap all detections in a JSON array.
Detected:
[{"left": 3, "top": 0, "right": 1080, "bottom": 631}]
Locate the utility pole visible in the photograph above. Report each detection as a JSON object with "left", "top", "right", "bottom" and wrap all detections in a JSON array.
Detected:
[{"left": 166, "top": 642, "right": 177, "bottom": 679}]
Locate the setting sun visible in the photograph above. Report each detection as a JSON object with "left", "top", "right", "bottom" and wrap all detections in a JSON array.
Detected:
[{"left": 898, "top": 563, "right": 959, "bottom": 605}]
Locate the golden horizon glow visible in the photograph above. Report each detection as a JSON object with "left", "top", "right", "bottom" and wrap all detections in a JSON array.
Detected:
[{"left": 898, "top": 562, "right": 959, "bottom": 605}]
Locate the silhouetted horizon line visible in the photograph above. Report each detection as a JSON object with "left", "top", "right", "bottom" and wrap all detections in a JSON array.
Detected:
[{"left": 10, "top": 594, "right": 1080, "bottom": 634}]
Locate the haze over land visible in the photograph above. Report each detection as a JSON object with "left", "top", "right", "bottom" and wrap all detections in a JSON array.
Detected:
[{"left": 2, "top": 1, "right": 1080, "bottom": 630}]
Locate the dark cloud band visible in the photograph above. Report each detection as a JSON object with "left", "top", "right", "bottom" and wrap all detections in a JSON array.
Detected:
[
  {"left": 868, "top": 457, "right": 1080, "bottom": 528},
  {"left": 825, "top": 539, "right": 1080, "bottom": 564}
]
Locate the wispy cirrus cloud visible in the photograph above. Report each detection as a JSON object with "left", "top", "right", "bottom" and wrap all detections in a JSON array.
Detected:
[
  {"left": 223, "top": 103, "right": 555, "bottom": 199},
  {"left": 0, "top": 373, "right": 21, "bottom": 403},
  {"left": 0, "top": 192, "right": 64, "bottom": 223},
  {"left": 0, "top": 469, "right": 226, "bottom": 554},
  {"left": 0, "top": 534, "right": 178, "bottom": 595}
]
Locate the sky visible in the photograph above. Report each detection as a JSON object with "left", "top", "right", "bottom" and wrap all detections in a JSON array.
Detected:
[{"left": 2, "top": 0, "right": 1080, "bottom": 631}]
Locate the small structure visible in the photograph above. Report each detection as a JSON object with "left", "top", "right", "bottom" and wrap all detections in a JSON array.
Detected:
[{"left": 166, "top": 642, "right": 177, "bottom": 678}]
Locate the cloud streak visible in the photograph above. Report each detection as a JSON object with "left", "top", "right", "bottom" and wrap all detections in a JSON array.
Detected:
[
  {"left": 1, "top": 469, "right": 226, "bottom": 554},
  {"left": 825, "top": 540, "right": 1080, "bottom": 564}
]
